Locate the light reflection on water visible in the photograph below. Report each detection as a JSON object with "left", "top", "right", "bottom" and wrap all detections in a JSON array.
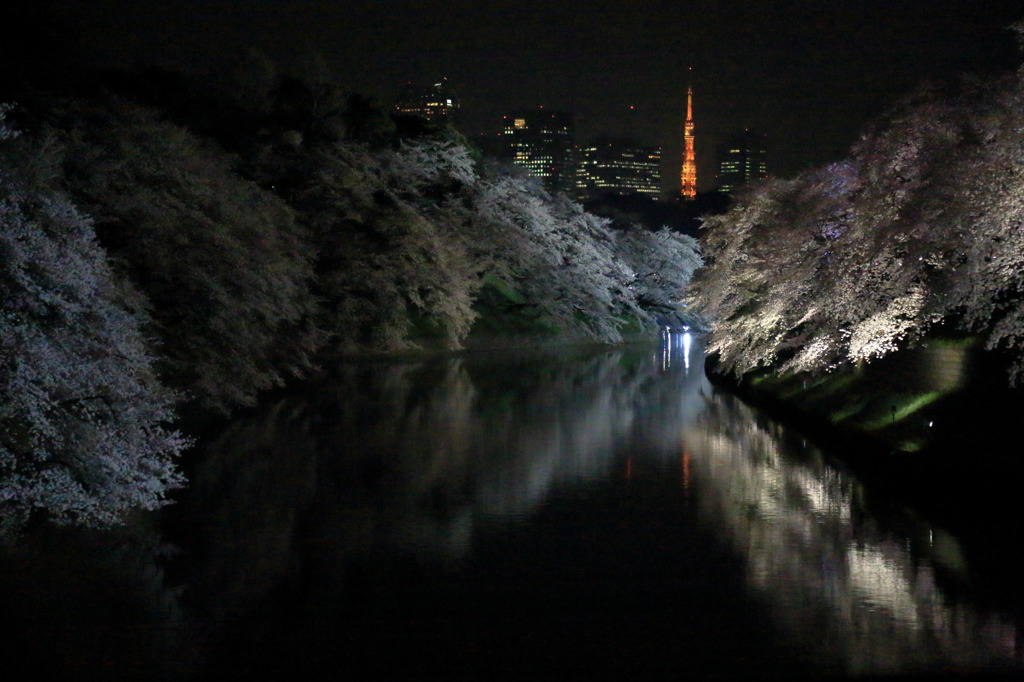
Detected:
[
  {"left": 3, "top": 335, "right": 1021, "bottom": 678},
  {"left": 683, "top": 388, "right": 1019, "bottom": 676},
  {"left": 177, "top": 334, "right": 1021, "bottom": 677}
]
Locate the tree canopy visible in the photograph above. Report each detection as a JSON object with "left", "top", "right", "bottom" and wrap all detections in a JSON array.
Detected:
[
  {"left": 0, "top": 113, "right": 187, "bottom": 530},
  {"left": 690, "top": 58, "right": 1024, "bottom": 383},
  {"left": 0, "top": 57, "right": 703, "bottom": 530}
]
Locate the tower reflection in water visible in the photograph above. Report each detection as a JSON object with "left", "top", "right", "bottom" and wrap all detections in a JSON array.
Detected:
[{"left": 184, "top": 333, "right": 1020, "bottom": 677}]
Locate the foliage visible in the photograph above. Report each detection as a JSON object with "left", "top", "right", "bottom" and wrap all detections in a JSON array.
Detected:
[
  {"left": 0, "top": 62, "right": 707, "bottom": 528},
  {"left": 56, "top": 100, "right": 321, "bottom": 411},
  {"left": 690, "top": 66, "right": 1024, "bottom": 383},
  {"left": 290, "top": 140, "right": 482, "bottom": 350},
  {"left": 468, "top": 168, "right": 703, "bottom": 341},
  {"left": 615, "top": 226, "right": 703, "bottom": 321},
  {"left": 286, "top": 139, "right": 703, "bottom": 350},
  {"left": 0, "top": 114, "right": 187, "bottom": 530},
  {"left": 470, "top": 174, "right": 629, "bottom": 340}
]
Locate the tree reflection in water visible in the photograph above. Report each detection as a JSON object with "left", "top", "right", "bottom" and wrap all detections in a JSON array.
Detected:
[
  {"left": 3, "top": 336, "right": 1021, "bottom": 678},
  {"left": 184, "top": 345, "right": 703, "bottom": 615},
  {"left": 181, "top": 335, "right": 1020, "bottom": 677},
  {"left": 683, "top": 392, "right": 1020, "bottom": 677}
]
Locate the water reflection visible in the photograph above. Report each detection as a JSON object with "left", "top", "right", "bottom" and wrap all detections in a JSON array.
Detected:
[
  {"left": 3, "top": 336, "right": 1021, "bottom": 678},
  {"left": 184, "top": 344, "right": 709, "bottom": 585},
  {"left": 683, "top": 390, "right": 1020, "bottom": 676},
  {"left": 0, "top": 518, "right": 197, "bottom": 679},
  {"left": 660, "top": 327, "right": 693, "bottom": 372},
  {"left": 179, "top": 335, "right": 1020, "bottom": 677}
]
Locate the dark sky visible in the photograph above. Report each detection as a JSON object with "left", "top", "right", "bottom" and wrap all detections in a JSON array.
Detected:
[{"left": 27, "top": 0, "right": 1024, "bottom": 191}]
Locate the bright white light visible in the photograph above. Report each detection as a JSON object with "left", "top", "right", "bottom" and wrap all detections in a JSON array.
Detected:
[{"left": 682, "top": 332, "right": 692, "bottom": 370}]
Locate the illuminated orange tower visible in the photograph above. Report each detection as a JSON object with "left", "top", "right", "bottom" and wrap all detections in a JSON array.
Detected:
[{"left": 680, "top": 84, "right": 697, "bottom": 199}]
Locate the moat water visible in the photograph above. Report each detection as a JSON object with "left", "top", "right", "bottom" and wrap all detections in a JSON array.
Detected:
[{"left": 3, "top": 334, "right": 1023, "bottom": 679}]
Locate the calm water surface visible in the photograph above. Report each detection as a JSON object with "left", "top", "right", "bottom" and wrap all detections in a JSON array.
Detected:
[{"left": 4, "top": 335, "right": 1023, "bottom": 679}]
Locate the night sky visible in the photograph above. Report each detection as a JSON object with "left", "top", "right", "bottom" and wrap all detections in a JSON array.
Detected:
[{"left": 21, "top": 0, "right": 1024, "bottom": 191}]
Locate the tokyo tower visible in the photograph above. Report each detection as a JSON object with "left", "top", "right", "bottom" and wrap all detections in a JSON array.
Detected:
[{"left": 680, "top": 84, "right": 697, "bottom": 199}]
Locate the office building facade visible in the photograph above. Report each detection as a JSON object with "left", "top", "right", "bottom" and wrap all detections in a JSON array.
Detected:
[
  {"left": 394, "top": 78, "right": 460, "bottom": 125},
  {"left": 502, "top": 109, "right": 576, "bottom": 195},
  {"left": 576, "top": 142, "right": 662, "bottom": 200},
  {"left": 716, "top": 130, "right": 768, "bottom": 194}
]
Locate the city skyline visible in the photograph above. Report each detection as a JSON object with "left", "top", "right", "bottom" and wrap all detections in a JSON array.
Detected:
[{"left": 15, "top": 1, "right": 1024, "bottom": 190}]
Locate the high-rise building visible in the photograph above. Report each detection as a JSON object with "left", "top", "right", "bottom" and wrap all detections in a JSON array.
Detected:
[
  {"left": 502, "top": 109, "right": 575, "bottom": 195},
  {"left": 576, "top": 141, "right": 662, "bottom": 200},
  {"left": 394, "top": 78, "right": 460, "bottom": 125},
  {"left": 716, "top": 130, "right": 768, "bottom": 194},
  {"left": 680, "top": 85, "right": 697, "bottom": 199}
]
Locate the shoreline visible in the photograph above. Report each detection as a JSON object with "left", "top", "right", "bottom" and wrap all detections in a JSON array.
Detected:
[{"left": 702, "top": 346, "right": 1024, "bottom": 616}]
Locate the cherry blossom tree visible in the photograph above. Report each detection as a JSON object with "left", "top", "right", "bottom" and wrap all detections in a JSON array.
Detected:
[
  {"left": 689, "top": 177, "right": 808, "bottom": 373},
  {"left": 938, "top": 71, "right": 1024, "bottom": 381},
  {"left": 692, "top": 58, "right": 1024, "bottom": 384},
  {"left": 295, "top": 141, "right": 482, "bottom": 351},
  {"left": 57, "top": 100, "right": 320, "bottom": 411},
  {"left": 600, "top": 224, "right": 703, "bottom": 332},
  {"left": 291, "top": 138, "right": 703, "bottom": 350},
  {"left": 468, "top": 169, "right": 704, "bottom": 342},
  {"left": 0, "top": 113, "right": 187, "bottom": 531}
]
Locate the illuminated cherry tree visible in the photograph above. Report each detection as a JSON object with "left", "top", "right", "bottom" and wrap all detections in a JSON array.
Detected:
[
  {"left": 692, "top": 58, "right": 1024, "bottom": 383},
  {"left": 614, "top": 225, "right": 703, "bottom": 323},
  {"left": 295, "top": 140, "right": 482, "bottom": 350},
  {"left": 938, "top": 71, "right": 1024, "bottom": 381},
  {"left": 473, "top": 171, "right": 643, "bottom": 341},
  {"left": 302, "top": 139, "right": 703, "bottom": 348},
  {"left": 0, "top": 115, "right": 187, "bottom": 531},
  {"left": 58, "top": 101, "right": 320, "bottom": 411}
]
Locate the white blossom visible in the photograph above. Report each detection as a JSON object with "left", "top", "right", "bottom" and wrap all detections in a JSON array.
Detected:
[
  {"left": 690, "top": 66, "right": 1024, "bottom": 384},
  {"left": 1, "top": 115, "right": 187, "bottom": 530}
]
